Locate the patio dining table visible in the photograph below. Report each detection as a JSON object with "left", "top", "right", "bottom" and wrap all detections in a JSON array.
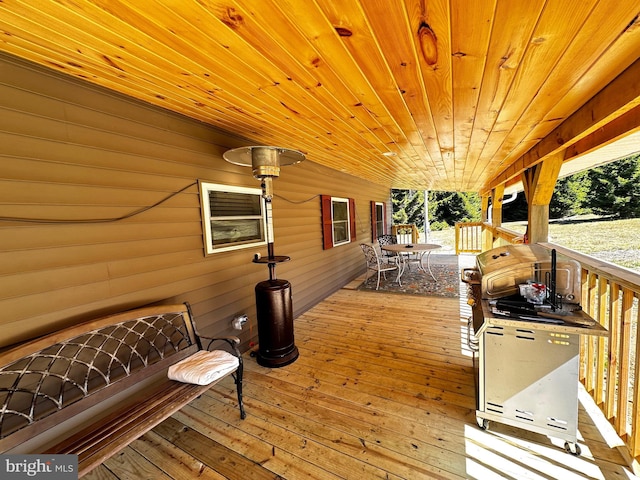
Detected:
[{"left": 381, "top": 243, "right": 441, "bottom": 281}]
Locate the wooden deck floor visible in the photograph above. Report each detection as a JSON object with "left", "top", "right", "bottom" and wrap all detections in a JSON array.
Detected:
[{"left": 86, "top": 261, "right": 637, "bottom": 479}]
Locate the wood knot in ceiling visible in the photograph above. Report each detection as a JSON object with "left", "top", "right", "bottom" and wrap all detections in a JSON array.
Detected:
[
  {"left": 334, "top": 26, "right": 353, "bottom": 37},
  {"left": 221, "top": 7, "right": 244, "bottom": 29},
  {"left": 417, "top": 22, "right": 438, "bottom": 66}
]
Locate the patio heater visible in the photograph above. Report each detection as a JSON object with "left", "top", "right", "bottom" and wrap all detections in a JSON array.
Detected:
[{"left": 223, "top": 146, "right": 304, "bottom": 367}]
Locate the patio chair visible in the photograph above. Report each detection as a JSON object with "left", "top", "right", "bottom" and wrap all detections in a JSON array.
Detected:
[
  {"left": 377, "top": 234, "right": 400, "bottom": 264},
  {"left": 392, "top": 225, "right": 420, "bottom": 269},
  {"left": 360, "top": 243, "right": 401, "bottom": 290}
]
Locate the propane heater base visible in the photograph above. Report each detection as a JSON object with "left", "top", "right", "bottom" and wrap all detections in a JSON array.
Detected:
[
  {"left": 256, "top": 345, "right": 299, "bottom": 368},
  {"left": 254, "top": 278, "right": 299, "bottom": 368}
]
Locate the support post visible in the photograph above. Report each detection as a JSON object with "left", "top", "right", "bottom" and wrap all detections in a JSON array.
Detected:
[
  {"left": 481, "top": 194, "right": 490, "bottom": 223},
  {"left": 481, "top": 194, "right": 491, "bottom": 251},
  {"left": 522, "top": 153, "right": 564, "bottom": 244},
  {"left": 424, "top": 190, "right": 430, "bottom": 242},
  {"left": 491, "top": 185, "right": 504, "bottom": 248}
]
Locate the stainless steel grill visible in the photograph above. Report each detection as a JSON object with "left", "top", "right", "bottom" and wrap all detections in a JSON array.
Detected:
[{"left": 462, "top": 244, "right": 607, "bottom": 456}]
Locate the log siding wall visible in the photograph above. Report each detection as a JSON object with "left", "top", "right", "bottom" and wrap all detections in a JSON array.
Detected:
[{"left": 0, "top": 53, "right": 390, "bottom": 350}]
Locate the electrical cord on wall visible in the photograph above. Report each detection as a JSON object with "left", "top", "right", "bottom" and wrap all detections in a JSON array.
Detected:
[
  {"left": 2, "top": 185, "right": 370, "bottom": 238},
  {"left": 275, "top": 192, "right": 368, "bottom": 237},
  {"left": 0, "top": 181, "right": 198, "bottom": 224},
  {"left": 273, "top": 193, "right": 319, "bottom": 204}
]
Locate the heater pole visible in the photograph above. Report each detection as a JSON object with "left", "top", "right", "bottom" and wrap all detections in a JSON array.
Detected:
[{"left": 263, "top": 194, "right": 276, "bottom": 280}]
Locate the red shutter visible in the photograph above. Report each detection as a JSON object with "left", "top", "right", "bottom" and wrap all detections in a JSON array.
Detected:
[
  {"left": 349, "top": 198, "right": 356, "bottom": 241},
  {"left": 370, "top": 201, "right": 377, "bottom": 241},
  {"left": 320, "top": 195, "right": 333, "bottom": 250}
]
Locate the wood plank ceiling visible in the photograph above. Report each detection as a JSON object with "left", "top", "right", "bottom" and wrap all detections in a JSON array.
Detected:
[{"left": 1, "top": 0, "right": 639, "bottom": 192}]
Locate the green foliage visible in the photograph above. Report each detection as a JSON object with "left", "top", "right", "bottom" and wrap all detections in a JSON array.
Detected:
[
  {"left": 505, "top": 154, "right": 639, "bottom": 221},
  {"left": 546, "top": 171, "right": 591, "bottom": 218},
  {"left": 585, "top": 155, "right": 640, "bottom": 218},
  {"left": 429, "top": 220, "right": 450, "bottom": 231},
  {"left": 394, "top": 154, "right": 639, "bottom": 230},
  {"left": 392, "top": 190, "right": 480, "bottom": 231},
  {"left": 503, "top": 193, "right": 527, "bottom": 222},
  {"left": 392, "top": 189, "right": 424, "bottom": 226},
  {"left": 430, "top": 191, "right": 480, "bottom": 227}
]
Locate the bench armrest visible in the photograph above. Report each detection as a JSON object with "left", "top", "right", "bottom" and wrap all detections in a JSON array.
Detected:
[
  {"left": 196, "top": 334, "right": 246, "bottom": 420},
  {"left": 199, "top": 335, "right": 241, "bottom": 354}
]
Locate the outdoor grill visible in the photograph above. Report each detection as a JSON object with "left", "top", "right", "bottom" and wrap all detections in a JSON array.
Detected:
[{"left": 461, "top": 244, "right": 607, "bottom": 456}]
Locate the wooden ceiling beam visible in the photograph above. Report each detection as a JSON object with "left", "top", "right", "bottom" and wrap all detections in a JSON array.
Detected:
[
  {"left": 564, "top": 103, "right": 640, "bottom": 160},
  {"left": 483, "top": 58, "right": 640, "bottom": 194},
  {"left": 499, "top": 103, "right": 640, "bottom": 193}
]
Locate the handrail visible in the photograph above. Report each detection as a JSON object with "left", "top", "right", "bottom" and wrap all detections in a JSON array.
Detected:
[
  {"left": 540, "top": 242, "right": 640, "bottom": 468},
  {"left": 455, "top": 222, "right": 524, "bottom": 254},
  {"left": 392, "top": 224, "right": 419, "bottom": 244},
  {"left": 455, "top": 222, "right": 483, "bottom": 254},
  {"left": 457, "top": 220, "right": 640, "bottom": 469}
]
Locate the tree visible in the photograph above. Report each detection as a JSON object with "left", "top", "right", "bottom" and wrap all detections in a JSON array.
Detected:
[
  {"left": 585, "top": 155, "right": 640, "bottom": 218},
  {"left": 505, "top": 155, "right": 638, "bottom": 221},
  {"left": 392, "top": 190, "right": 480, "bottom": 231},
  {"left": 394, "top": 153, "right": 639, "bottom": 230},
  {"left": 549, "top": 173, "right": 590, "bottom": 218},
  {"left": 430, "top": 192, "right": 480, "bottom": 228},
  {"left": 392, "top": 189, "right": 425, "bottom": 228}
]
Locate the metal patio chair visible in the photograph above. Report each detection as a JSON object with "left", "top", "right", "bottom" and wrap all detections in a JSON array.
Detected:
[
  {"left": 377, "top": 234, "right": 400, "bottom": 264},
  {"left": 393, "top": 225, "right": 421, "bottom": 269},
  {"left": 360, "top": 243, "right": 401, "bottom": 290}
]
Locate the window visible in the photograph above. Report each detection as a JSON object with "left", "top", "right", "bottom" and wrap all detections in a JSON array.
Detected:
[
  {"left": 320, "top": 195, "right": 356, "bottom": 249},
  {"left": 371, "top": 201, "right": 385, "bottom": 241},
  {"left": 199, "top": 181, "right": 266, "bottom": 255},
  {"left": 331, "top": 197, "right": 350, "bottom": 246}
]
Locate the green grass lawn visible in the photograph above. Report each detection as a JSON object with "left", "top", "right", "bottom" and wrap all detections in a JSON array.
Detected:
[{"left": 428, "top": 217, "right": 640, "bottom": 273}]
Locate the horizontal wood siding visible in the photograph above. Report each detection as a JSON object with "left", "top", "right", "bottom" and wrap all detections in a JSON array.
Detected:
[{"left": 0, "top": 53, "right": 389, "bottom": 350}]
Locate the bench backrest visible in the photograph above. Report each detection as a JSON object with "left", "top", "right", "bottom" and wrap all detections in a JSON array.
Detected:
[{"left": 0, "top": 303, "right": 200, "bottom": 451}]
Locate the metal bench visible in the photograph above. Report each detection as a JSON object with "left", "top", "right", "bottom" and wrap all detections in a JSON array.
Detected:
[{"left": 0, "top": 302, "right": 245, "bottom": 477}]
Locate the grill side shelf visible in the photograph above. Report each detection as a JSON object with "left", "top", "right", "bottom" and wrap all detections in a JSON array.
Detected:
[{"left": 479, "top": 300, "right": 607, "bottom": 337}]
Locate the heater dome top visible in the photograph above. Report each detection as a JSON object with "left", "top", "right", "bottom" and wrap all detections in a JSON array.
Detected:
[{"left": 223, "top": 146, "right": 305, "bottom": 168}]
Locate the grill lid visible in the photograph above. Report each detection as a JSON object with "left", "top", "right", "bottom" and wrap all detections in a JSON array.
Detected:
[
  {"left": 476, "top": 245, "right": 581, "bottom": 301},
  {"left": 476, "top": 244, "right": 550, "bottom": 275}
]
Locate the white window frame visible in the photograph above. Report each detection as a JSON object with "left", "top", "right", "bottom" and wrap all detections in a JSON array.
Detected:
[
  {"left": 331, "top": 196, "right": 351, "bottom": 247},
  {"left": 199, "top": 181, "right": 267, "bottom": 255}
]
